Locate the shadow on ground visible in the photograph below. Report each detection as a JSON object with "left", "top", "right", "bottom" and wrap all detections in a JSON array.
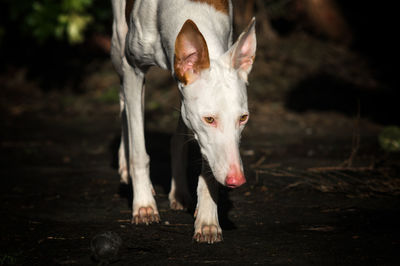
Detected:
[{"left": 110, "top": 129, "right": 236, "bottom": 230}]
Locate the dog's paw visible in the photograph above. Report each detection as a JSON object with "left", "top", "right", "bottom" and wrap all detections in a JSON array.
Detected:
[
  {"left": 169, "top": 200, "right": 185, "bottom": 211},
  {"left": 168, "top": 191, "right": 191, "bottom": 211},
  {"left": 132, "top": 206, "right": 160, "bottom": 225},
  {"left": 193, "top": 224, "right": 222, "bottom": 244},
  {"left": 118, "top": 166, "right": 129, "bottom": 184}
]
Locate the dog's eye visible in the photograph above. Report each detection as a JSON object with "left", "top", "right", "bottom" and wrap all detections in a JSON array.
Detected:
[
  {"left": 204, "top": 117, "right": 215, "bottom": 124},
  {"left": 239, "top": 114, "right": 249, "bottom": 124}
]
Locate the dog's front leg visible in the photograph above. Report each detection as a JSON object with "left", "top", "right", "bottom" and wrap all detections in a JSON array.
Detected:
[
  {"left": 122, "top": 58, "right": 159, "bottom": 225},
  {"left": 193, "top": 164, "right": 222, "bottom": 244}
]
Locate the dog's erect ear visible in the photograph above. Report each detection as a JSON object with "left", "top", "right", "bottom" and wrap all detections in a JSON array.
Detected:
[
  {"left": 174, "top": 20, "right": 210, "bottom": 85},
  {"left": 230, "top": 17, "right": 257, "bottom": 83}
]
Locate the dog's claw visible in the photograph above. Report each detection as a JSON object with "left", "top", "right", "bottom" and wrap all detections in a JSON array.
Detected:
[
  {"left": 193, "top": 225, "right": 222, "bottom": 244},
  {"left": 132, "top": 207, "right": 160, "bottom": 225}
]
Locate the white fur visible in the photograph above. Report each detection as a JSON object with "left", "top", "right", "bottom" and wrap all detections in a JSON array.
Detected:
[{"left": 111, "top": 0, "right": 256, "bottom": 242}]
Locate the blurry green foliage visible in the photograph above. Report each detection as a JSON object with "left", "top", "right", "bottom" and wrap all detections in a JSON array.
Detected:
[
  {"left": 29, "top": 0, "right": 93, "bottom": 43},
  {"left": 379, "top": 126, "right": 400, "bottom": 152},
  {"left": 3, "top": 0, "right": 111, "bottom": 44}
]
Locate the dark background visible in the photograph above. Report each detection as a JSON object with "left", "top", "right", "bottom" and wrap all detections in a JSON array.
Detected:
[{"left": 1, "top": 1, "right": 399, "bottom": 265}]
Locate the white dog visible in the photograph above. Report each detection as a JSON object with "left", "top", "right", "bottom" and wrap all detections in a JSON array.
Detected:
[{"left": 111, "top": 0, "right": 256, "bottom": 243}]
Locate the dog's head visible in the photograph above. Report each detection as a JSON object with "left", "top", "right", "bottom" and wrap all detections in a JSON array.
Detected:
[{"left": 174, "top": 18, "right": 256, "bottom": 188}]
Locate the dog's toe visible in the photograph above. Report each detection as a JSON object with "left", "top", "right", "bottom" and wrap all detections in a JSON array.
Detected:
[
  {"left": 132, "top": 206, "right": 160, "bottom": 225},
  {"left": 193, "top": 224, "right": 222, "bottom": 244}
]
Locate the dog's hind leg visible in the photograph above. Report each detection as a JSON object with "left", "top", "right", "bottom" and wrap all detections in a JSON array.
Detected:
[
  {"left": 117, "top": 93, "right": 129, "bottom": 184},
  {"left": 111, "top": 0, "right": 129, "bottom": 184},
  {"left": 169, "top": 115, "right": 191, "bottom": 210}
]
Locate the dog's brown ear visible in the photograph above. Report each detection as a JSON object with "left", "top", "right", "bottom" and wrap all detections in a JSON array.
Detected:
[
  {"left": 230, "top": 17, "right": 257, "bottom": 83},
  {"left": 174, "top": 19, "right": 210, "bottom": 85}
]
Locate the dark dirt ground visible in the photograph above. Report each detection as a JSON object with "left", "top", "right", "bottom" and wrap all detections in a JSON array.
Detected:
[{"left": 1, "top": 22, "right": 400, "bottom": 265}]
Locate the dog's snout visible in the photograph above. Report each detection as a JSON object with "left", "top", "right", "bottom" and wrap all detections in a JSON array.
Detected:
[{"left": 225, "top": 164, "right": 246, "bottom": 188}]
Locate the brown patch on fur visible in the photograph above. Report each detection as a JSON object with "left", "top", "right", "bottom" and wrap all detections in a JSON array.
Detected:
[
  {"left": 189, "top": 0, "right": 229, "bottom": 14},
  {"left": 125, "top": 0, "right": 135, "bottom": 25},
  {"left": 174, "top": 20, "right": 210, "bottom": 85}
]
